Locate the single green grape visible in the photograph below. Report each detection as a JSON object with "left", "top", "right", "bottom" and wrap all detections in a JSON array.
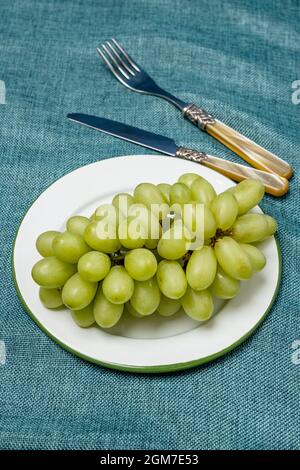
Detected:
[
  {"left": 124, "top": 248, "right": 157, "bottom": 281},
  {"left": 239, "top": 243, "right": 266, "bottom": 272},
  {"left": 130, "top": 277, "right": 161, "bottom": 316},
  {"left": 181, "top": 287, "right": 213, "bottom": 321},
  {"left": 210, "top": 192, "right": 238, "bottom": 230},
  {"left": 157, "top": 295, "right": 181, "bottom": 317},
  {"left": 93, "top": 203, "right": 121, "bottom": 226},
  {"left": 102, "top": 266, "right": 134, "bottom": 304},
  {"left": 39, "top": 287, "right": 63, "bottom": 309},
  {"left": 209, "top": 266, "right": 240, "bottom": 299},
  {"left": 94, "top": 287, "right": 123, "bottom": 328},
  {"left": 112, "top": 193, "right": 135, "bottom": 216},
  {"left": 214, "top": 236, "right": 253, "bottom": 280},
  {"left": 84, "top": 220, "right": 121, "bottom": 253},
  {"left": 157, "top": 220, "right": 190, "bottom": 260},
  {"left": 232, "top": 213, "right": 270, "bottom": 243},
  {"left": 178, "top": 173, "right": 201, "bottom": 188},
  {"left": 203, "top": 206, "right": 217, "bottom": 240},
  {"left": 36, "top": 231, "right": 59, "bottom": 257},
  {"left": 78, "top": 251, "right": 111, "bottom": 282},
  {"left": 156, "top": 260, "right": 187, "bottom": 299},
  {"left": 71, "top": 302, "right": 95, "bottom": 328},
  {"left": 32, "top": 257, "right": 77, "bottom": 288},
  {"left": 134, "top": 182, "right": 167, "bottom": 205},
  {"left": 52, "top": 231, "right": 90, "bottom": 264},
  {"left": 227, "top": 179, "right": 265, "bottom": 215},
  {"left": 182, "top": 203, "right": 216, "bottom": 242},
  {"left": 128, "top": 203, "right": 161, "bottom": 238},
  {"left": 191, "top": 177, "right": 217, "bottom": 205},
  {"left": 264, "top": 215, "right": 277, "bottom": 237},
  {"left": 62, "top": 273, "right": 97, "bottom": 311},
  {"left": 186, "top": 246, "right": 217, "bottom": 291},
  {"left": 66, "top": 216, "right": 90, "bottom": 237},
  {"left": 134, "top": 183, "right": 169, "bottom": 219},
  {"left": 157, "top": 183, "right": 171, "bottom": 203},
  {"left": 169, "top": 182, "right": 192, "bottom": 205},
  {"left": 118, "top": 216, "right": 147, "bottom": 249}
]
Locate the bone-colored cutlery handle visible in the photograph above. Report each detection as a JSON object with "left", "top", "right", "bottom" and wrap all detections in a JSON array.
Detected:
[
  {"left": 206, "top": 120, "right": 293, "bottom": 179},
  {"left": 175, "top": 147, "right": 289, "bottom": 197},
  {"left": 183, "top": 104, "right": 293, "bottom": 179}
]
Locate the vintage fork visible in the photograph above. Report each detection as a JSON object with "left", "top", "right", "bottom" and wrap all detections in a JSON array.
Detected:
[{"left": 97, "top": 39, "right": 292, "bottom": 180}]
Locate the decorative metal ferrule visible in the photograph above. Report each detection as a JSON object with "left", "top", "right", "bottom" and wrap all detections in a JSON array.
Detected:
[
  {"left": 175, "top": 147, "right": 208, "bottom": 164},
  {"left": 183, "top": 104, "right": 216, "bottom": 130}
]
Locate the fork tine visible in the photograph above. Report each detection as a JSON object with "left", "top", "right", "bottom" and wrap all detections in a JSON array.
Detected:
[
  {"left": 106, "top": 40, "right": 136, "bottom": 76},
  {"left": 111, "top": 38, "right": 141, "bottom": 72},
  {"left": 96, "top": 47, "right": 126, "bottom": 82},
  {"left": 101, "top": 44, "right": 130, "bottom": 80}
]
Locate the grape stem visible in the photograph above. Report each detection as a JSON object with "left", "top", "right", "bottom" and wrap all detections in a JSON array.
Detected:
[
  {"left": 110, "top": 249, "right": 128, "bottom": 266},
  {"left": 209, "top": 228, "right": 232, "bottom": 247},
  {"left": 181, "top": 251, "right": 192, "bottom": 268}
]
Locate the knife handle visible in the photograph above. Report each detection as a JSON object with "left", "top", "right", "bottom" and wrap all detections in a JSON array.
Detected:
[
  {"left": 183, "top": 104, "right": 293, "bottom": 179},
  {"left": 175, "top": 147, "right": 289, "bottom": 197}
]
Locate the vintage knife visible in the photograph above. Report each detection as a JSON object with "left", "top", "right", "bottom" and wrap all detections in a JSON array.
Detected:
[{"left": 67, "top": 113, "right": 288, "bottom": 197}]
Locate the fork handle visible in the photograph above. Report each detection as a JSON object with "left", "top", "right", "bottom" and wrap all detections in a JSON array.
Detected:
[
  {"left": 183, "top": 104, "right": 293, "bottom": 179},
  {"left": 175, "top": 147, "right": 289, "bottom": 197}
]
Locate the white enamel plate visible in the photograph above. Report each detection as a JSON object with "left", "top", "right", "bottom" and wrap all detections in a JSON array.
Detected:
[{"left": 13, "top": 155, "right": 281, "bottom": 373}]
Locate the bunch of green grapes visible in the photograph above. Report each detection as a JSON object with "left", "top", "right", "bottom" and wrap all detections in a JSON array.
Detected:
[{"left": 32, "top": 174, "right": 277, "bottom": 329}]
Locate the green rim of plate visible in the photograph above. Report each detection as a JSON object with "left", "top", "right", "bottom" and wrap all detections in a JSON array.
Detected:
[{"left": 11, "top": 163, "right": 282, "bottom": 374}]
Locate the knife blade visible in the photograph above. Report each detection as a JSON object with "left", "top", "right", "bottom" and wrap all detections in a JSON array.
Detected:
[
  {"left": 67, "top": 113, "right": 288, "bottom": 197},
  {"left": 67, "top": 113, "right": 177, "bottom": 156}
]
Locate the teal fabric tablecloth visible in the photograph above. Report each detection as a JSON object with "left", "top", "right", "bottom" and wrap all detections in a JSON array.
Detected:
[{"left": 0, "top": 0, "right": 299, "bottom": 450}]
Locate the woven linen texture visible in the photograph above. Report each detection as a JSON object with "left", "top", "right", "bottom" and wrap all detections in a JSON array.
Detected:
[{"left": 0, "top": 0, "right": 299, "bottom": 450}]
